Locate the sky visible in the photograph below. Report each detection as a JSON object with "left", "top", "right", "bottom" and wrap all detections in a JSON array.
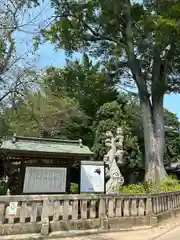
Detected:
[{"left": 14, "top": 1, "right": 180, "bottom": 119}]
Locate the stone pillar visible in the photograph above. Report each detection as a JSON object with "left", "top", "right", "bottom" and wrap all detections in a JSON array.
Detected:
[{"left": 41, "top": 200, "right": 49, "bottom": 236}]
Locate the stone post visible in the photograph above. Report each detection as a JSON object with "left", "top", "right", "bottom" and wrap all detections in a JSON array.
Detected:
[
  {"left": 146, "top": 197, "right": 157, "bottom": 226},
  {"left": 99, "top": 198, "right": 108, "bottom": 229},
  {"left": 41, "top": 200, "right": 49, "bottom": 236}
]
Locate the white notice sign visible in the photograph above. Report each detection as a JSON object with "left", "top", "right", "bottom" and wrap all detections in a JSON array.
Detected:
[
  {"left": 80, "top": 161, "right": 104, "bottom": 193},
  {"left": 23, "top": 167, "right": 67, "bottom": 193},
  {"left": 8, "top": 202, "right": 18, "bottom": 215}
]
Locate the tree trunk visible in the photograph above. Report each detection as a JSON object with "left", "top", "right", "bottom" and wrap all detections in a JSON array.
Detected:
[
  {"left": 123, "top": 0, "right": 168, "bottom": 185},
  {"left": 140, "top": 96, "right": 168, "bottom": 184},
  {"left": 152, "top": 95, "right": 165, "bottom": 165},
  {"left": 152, "top": 94, "right": 168, "bottom": 181}
]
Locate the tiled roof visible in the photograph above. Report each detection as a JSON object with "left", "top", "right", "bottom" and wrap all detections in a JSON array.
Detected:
[{"left": 0, "top": 135, "right": 93, "bottom": 156}]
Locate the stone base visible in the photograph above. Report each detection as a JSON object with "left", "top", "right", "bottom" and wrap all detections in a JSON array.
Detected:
[
  {"left": 41, "top": 218, "right": 49, "bottom": 236},
  {"left": 1, "top": 208, "right": 180, "bottom": 238}
]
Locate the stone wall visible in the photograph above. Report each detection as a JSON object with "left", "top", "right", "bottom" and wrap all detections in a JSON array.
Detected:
[{"left": 0, "top": 191, "right": 180, "bottom": 236}]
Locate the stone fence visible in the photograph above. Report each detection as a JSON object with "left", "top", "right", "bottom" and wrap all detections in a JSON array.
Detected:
[{"left": 0, "top": 191, "right": 180, "bottom": 236}]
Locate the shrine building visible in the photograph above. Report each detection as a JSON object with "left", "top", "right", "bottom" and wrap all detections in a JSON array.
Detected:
[{"left": 0, "top": 135, "right": 94, "bottom": 195}]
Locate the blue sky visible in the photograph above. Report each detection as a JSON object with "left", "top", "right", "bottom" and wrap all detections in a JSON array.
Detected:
[{"left": 14, "top": 1, "right": 180, "bottom": 118}]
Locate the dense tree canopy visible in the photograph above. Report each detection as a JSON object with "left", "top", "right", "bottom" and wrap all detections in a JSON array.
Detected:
[
  {"left": 92, "top": 94, "right": 180, "bottom": 170},
  {"left": 92, "top": 100, "right": 142, "bottom": 170},
  {"left": 5, "top": 90, "right": 89, "bottom": 139},
  {"left": 42, "top": 54, "right": 119, "bottom": 118}
]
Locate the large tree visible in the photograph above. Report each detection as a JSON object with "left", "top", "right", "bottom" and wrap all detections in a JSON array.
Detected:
[{"left": 37, "top": 0, "right": 180, "bottom": 183}]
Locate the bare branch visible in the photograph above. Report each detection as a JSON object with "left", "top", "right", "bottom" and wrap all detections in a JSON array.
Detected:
[
  {"left": 0, "top": 30, "right": 15, "bottom": 75},
  {"left": 119, "top": 86, "right": 137, "bottom": 96},
  {"left": 0, "top": 0, "right": 46, "bottom": 104}
]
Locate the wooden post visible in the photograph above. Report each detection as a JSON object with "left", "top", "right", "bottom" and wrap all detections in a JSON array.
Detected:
[
  {"left": 66, "top": 159, "right": 72, "bottom": 193},
  {"left": 78, "top": 160, "right": 81, "bottom": 194},
  {"left": 20, "top": 160, "right": 25, "bottom": 194}
]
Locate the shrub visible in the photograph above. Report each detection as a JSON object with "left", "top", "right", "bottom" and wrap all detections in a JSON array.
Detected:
[
  {"left": 0, "top": 182, "right": 8, "bottom": 195},
  {"left": 159, "top": 178, "right": 180, "bottom": 192},
  {"left": 119, "top": 182, "right": 147, "bottom": 194},
  {"left": 70, "top": 183, "right": 79, "bottom": 193},
  {"left": 117, "top": 177, "right": 180, "bottom": 194}
]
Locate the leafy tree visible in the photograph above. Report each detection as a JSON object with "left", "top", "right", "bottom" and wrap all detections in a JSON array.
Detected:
[
  {"left": 92, "top": 100, "right": 142, "bottom": 172},
  {"left": 42, "top": 54, "right": 119, "bottom": 118},
  {"left": 164, "top": 109, "right": 180, "bottom": 164},
  {"left": 5, "top": 89, "right": 89, "bottom": 140},
  {"left": 37, "top": 0, "right": 180, "bottom": 183},
  {"left": 93, "top": 94, "right": 180, "bottom": 175},
  {"left": 118, "top": 94, "right": 180, "bottom": 167}
]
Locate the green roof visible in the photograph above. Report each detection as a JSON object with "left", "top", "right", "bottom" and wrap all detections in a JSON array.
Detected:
[{"left": 0, "top": 135, "right": 94, "bottom": 156}]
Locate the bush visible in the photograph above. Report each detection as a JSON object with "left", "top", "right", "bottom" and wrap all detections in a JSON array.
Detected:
[
  {"left": 0, "top": 182, "right": 8, "bottom": 195},
  {"left": 70, "top": 183, "right": 79, "bottom": 193},
  {"left": 117, "top": 177, "right": 180, "bottom": 194},
  {"left": 159, "top": 178, "right": 180, "bottom": 192},
  {"left": 118, "top": 182, "right": 147, "bottom": 194}
]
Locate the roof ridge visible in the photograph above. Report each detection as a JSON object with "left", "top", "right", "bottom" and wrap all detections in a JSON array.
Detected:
[
  {"left": 0, "top": 135, "right": 94, "bottom": 156},
  {"left": 11, "top": 134, "right": 83, "bottom": 146}
]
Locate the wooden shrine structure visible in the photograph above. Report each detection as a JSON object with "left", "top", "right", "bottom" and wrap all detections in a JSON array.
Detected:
[{"left": 0, "top": 135, "right": 94, "bottom": 194}]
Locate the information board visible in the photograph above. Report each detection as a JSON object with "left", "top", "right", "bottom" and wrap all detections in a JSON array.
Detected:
[
  {"left": 23, "top": 167, "right": 67, "bottom": 193},
  {"left": 7, "top": 202, "right": 18, "bottom": 215},
  {"left": 80, "top": 161, "right": 105, "bottom": 193}
]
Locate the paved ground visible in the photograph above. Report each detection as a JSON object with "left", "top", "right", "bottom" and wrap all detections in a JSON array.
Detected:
[
  {"left": 59, "top": 218, "right": 180, "bottom": 240},
  {"left": 60, "top": 226, "right": 180, "bottom": 240},
  {"left": 157, "top": 226, "right": 180, "bottom": 240}
]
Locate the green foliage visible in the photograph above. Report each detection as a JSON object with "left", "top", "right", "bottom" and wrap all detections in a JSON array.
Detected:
[
  {"left": 92, "top": 94, "right": 180, "bottom": 170},
  {"left": 0, "top": 39, "right": 5, "bottom": 59},
  {"left": 37, "top": 0, "right": 180, "bottom": 91},
  {"left": 123, "top": 133, "right": 142, "bottom": 169},
  {"left": 4, "top": 84, "right": 180, "bottom": 175},
  {"left": 92, "top": 100, "right": 142, "bottom": 170},
  {"left": 5, "top": 89, "right": 89, "bottom": 139},
  {"left": 119, "top": 183, "right": 147, "bottom": 194},
  {"left": 118, "top": 178, "right": 180, "bottom": 194},
  {"left": 39, "top": 54, "right": 119, "bottom": 146},
  {"left": 0, "top": 182, "right": 8, "bottom": 195},
  {"left": 164, "top": 109, "right": 180, "bottom": 164},
  {"left": 159, "top": 178, "right": 180, "bottom": 192},
  {"left": 168, "top": 173, "right": 178, "bottom": 180},
  {"left": 42, "top": 54, "right": 118, "bottom": 119},
  {"left": 70, "top": 183, "right": 79, "bottom": 194}
]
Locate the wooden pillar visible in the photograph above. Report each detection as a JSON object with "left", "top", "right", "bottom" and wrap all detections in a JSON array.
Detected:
[
  {"left": 20, "top": 160, "right": 25, "bottom": 194},
  {"left": 66, "top": 159, "right": 72, "bottom": 193},
  {"left": 78, "top": 160, "right": 81, "bottom": 194}
]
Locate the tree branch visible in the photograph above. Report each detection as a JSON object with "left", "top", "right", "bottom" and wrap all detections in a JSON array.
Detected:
[
  {"left": 56, "top": 0, "right": 126, "bottom": 48},
  {"left": 124, "top": 0, "right": 147, "bottom": 97},
  {"left": 0, "top": 30, "right": 15, "bottom": 75}
]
